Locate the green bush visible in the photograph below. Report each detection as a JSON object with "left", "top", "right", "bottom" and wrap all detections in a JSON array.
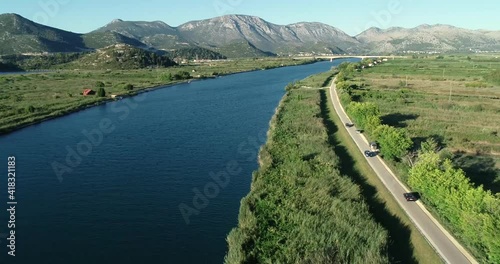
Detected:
[
  {"left": 26, "top": 105, "right": 35, "bottom": 113},
  {"left": 97, "top": 87, "right": 106, "bottom": 97},
  {"left": 159, "top": 73, "right": 173, "bottom": 82},
  {"left": 373, "top": 125, "right": 413, "bottom": 160},
  {"left": 346, "top": 102, "right": 381, "bottom": 131},
  {"left": 123, "top": 84, "right": 134, "bottom": 91},
  {"left": 173, "top": 71, "right": 191, "bottom": 80}
]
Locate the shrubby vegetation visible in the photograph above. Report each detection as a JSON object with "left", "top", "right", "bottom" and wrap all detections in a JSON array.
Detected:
[
  {"left": 345, "top": 100, "right": 412, "bottom": 160},
  {"left": 172, "top": 71, "right": 191, "bottom": 80},
  {"left": 346, "top": 102, "right": 381, "bottom": 131},
  {"left": 168, "top": 47, "right": 227, "bottom": 60},
  {"left": 1, "top": 53, "right": 84, "bottom": 70},
  {"left": 374, "top": 125, "right": 413, "bottom": 160},
  {"left": 97, "top": 87, "right": 106, "bottom": 97},
  {"left": 1, "top": 46, "right": 177, "bottom": 70},
  {"left": 225, "top": 88, "right": 389, "bottom": 263},
  {"left": 409, "top": 140, "right": 500, "bottom": 263}
]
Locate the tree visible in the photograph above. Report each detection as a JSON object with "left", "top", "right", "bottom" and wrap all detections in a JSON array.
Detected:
[
  {"left": 346, "top": 102, "right": 381, "bottom": 131},
  {"left": 95, "top": 81, "right": 105, "bottom": 88},
  {"left": 336, "top": 81, "right": 351, "bottom": 92},
  {"left": 365, "top": 115, "right": 382, "bottom": 132},
  {"left": 419, "top": 138, "right": 439, "bottom": 155},
  {"left": 160, "top": 72, "right": 173, "bottom": 82},
  {"left": 345, "top": 63, "right": 357, "bottom": 75},
  {"left": 335, "top": 72, "right": 347, "bottom": 83},
  {"left": 123, "top": 84, "right": 134, "bottom": 91},
  {"left": 173, "top": 71, "right": 191, "bottom": 80},
  {"left": 338, "top": 62, "right": 350, "bottom": 71},
  {"left": 362, "top": 58, "right": 374, "bottom": 66},
  {"left": 373, "top": 125, "right": 413, "bottom": 160},
  {"left": 408, "top": 152, "right": 500, "bottom": 262},
  {"left": 26, "top": 105, "right": 36, "bottom": 113},
  {"left": 97, "top": 87, "right": 106, "bottom": 97}
]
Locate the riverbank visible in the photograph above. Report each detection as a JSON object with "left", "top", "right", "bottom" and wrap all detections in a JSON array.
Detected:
[
  {"left": 0, "top": 58, "right": 318, "bottom": 135},
  {"left": 225, "top": 74, "right": 389, "bottom": 263}
]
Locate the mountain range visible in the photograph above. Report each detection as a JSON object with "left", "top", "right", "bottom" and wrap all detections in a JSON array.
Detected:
[{"left": 1, "top": 13, "right": 499, "bottom": 58}]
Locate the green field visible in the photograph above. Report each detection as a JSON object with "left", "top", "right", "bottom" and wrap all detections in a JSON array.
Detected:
[
  {"left": 337, "top": 55, "right": 500, "bottom": 262},
  {"left": 0, "top": 58, "right": 316, "bottom": 134},
  {"left": 347, "top": 55, "right": 500, "bottom": 192}
]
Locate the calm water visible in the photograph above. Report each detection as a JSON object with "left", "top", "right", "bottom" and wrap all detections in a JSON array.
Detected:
[{"left": 0, "top": 59, "right": 357, "bottom": 264}]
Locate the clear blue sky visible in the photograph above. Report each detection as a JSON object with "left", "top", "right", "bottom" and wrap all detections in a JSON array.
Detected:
[{"left": 1, "top": 0, "right": 499, "bottom": 35}]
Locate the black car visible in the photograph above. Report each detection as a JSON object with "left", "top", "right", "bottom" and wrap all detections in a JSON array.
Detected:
[
  {"left": 403, "top": 192, "right": 420, "bottom": 201},
  {"left": 345, "top": 122, "right": 354, "bottom": 127},
  {"left": 364, "top": 150, "right": 372, "bottom": 157}
]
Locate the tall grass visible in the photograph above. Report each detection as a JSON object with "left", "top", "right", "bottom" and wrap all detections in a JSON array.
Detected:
[{"left": 225, "top": 88, "right": 389, "bottom": 263}]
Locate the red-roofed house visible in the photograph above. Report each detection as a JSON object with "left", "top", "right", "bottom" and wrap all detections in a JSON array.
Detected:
[{"left": 83, "top": 89, "right": 95, "bottom": 96}]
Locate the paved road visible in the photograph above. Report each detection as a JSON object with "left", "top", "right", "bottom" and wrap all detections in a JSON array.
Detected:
[{"left": 328, "top": 78, "right": 477, "bottom": 264}]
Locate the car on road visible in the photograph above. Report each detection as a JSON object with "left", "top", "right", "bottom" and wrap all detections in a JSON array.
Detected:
[
  {"left": 356, "top": 129, "right": 363, "bottom": 134},
  {"left": 364, "top": 150, "right": 372, "bottom": 157},
  {"left": 345, "top": 122, "right": 354, "bottom": 127},
  {"left": 403, "top": 192, "right": 420, "bottom": 201}
]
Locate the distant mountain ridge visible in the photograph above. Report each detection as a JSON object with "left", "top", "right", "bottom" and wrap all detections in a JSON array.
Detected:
[
  {"left": 356, "top": 24, "right": 500, "bottom": 53},
  {"left": 175, "top": 14, "right": 359, "bottom": 54},
  {"left": 1, "top": 13, "right": 500, "bottom": 57}
]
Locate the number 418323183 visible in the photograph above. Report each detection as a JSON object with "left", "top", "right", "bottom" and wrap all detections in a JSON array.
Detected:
[{"left": 8, "top": 157, "right": 15, "bottom": 200}]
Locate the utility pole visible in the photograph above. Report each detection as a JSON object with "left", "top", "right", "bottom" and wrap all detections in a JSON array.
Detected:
[
  {"left": 444, "top": 68, "right": 452, "bottom": 102},
  {"left": 449, "top": 81, "right": 452, "bottom": 102}
]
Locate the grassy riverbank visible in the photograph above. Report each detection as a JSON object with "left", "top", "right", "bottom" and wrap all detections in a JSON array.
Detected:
[
  {"left": 0, "top": 58, "right": 316, "bottom": 135},
  {"left": 225, "top": 74, "right": 390, "bottom": 263}
]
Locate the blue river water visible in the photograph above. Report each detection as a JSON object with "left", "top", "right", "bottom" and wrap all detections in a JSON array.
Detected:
[{"left": 0, "top": 59, "right": 357, "bottom": 264}]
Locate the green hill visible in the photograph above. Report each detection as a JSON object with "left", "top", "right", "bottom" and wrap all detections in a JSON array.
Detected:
[{"left": 0, "top": 13, "right": 86, "bottom": 55}]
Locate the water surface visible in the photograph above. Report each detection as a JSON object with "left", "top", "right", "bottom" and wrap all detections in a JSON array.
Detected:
[{"left": 0, "top": 59, "right": 357, "bottom": 263}]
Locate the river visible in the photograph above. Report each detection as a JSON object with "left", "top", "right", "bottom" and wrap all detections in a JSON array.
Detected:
[{"left": 0, "top": 59, "right": 357, "bottom": 264}]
